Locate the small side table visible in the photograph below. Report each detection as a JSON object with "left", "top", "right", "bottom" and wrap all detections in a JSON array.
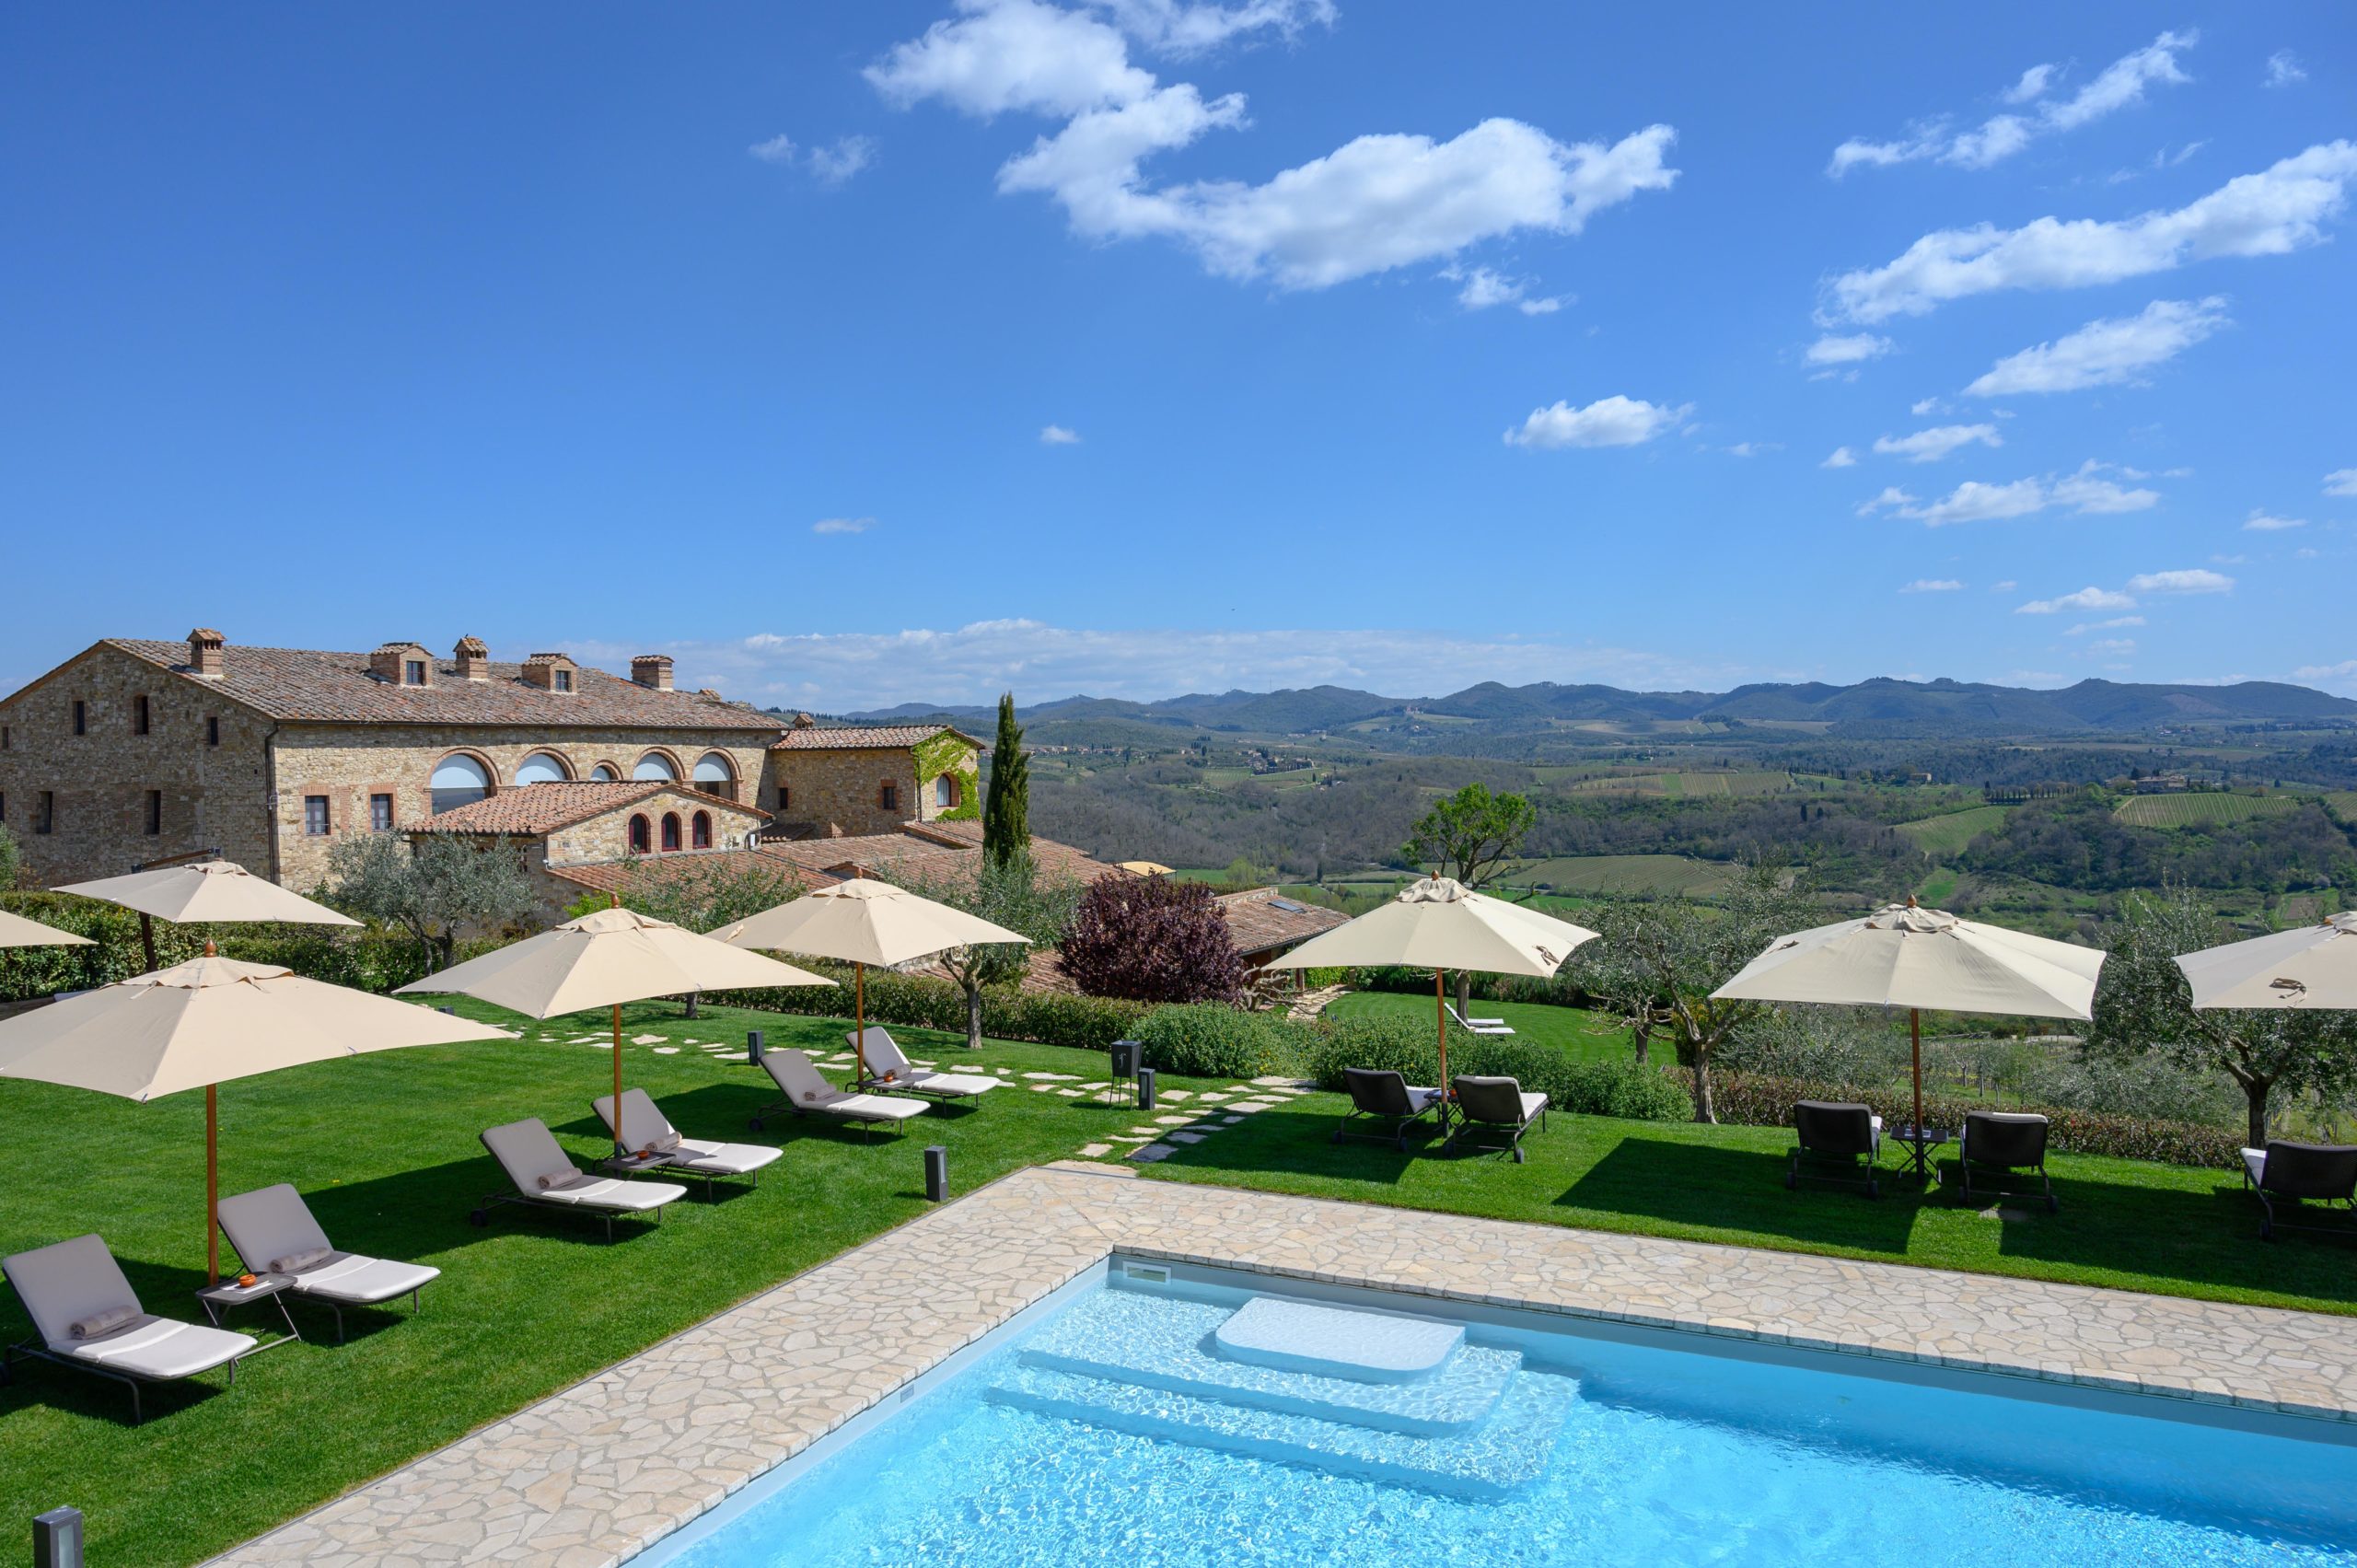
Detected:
[
  {"left": 600, "top": 1150, "right": 676, "bottom": 1179},
  {"left": 1886, "top": 1124, "right": 1953, "bottom": 1186},
  {"left": 195, "top": 1273, "right": 301, "bottom": 1349}
]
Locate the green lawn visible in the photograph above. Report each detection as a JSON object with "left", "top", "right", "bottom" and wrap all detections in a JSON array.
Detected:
[
  {"left": 1322, "top": 991, "right": 1632, "bottom": 1065},
  {"left": 1139, "top": 1094, "right": 2357, "bottom": 1318},
  {"left": 0, "top": 999, "right": 1225, "bottom": 1568}
]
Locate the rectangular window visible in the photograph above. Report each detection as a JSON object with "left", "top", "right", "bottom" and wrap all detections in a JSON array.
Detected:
[
  {"left": 4, "top": 723, "right": 13, "bottom": 749},
  {"left": 134, "top": 694, "right": 150, "bottom": 734},
  {"left": 371, "top": 793, "right": 394, "bottom": 830},
  {"left": 304, "top": 796, "right": 331, "bottom": 836},
  {"left": 206, "top": 715, "right": 220, "bottom": 746},
  {"left": 553, "top": 668, "right": 573, "bottom": 691},
  {"left": 404, "top": 659, "right": 425, "bottom": 685},
  {"left": 36, "top": 791, "right": 54, "bottom": 834},
  {"left": 878, "top": 782, "right": 898, "bottom": 811},
  {"left": 145, "top": 790, "right": 162, "bottom": 836},
  {"left": 72, "top": 700, "right": 87, "bottom": 736},
  {"left": 0, "top": 790, "right": 6, "bottom": 823}
]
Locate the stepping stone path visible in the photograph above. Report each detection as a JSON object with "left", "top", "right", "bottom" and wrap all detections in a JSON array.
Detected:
[
  {"left": 1154, "top": 1114, "right": 1195, "bottom": 1126},
  {"left": 1022, "top": 1072, "right": 1081, "bottom": 1081},
  {"left": 1126, "top": 1144, "right": 1175, "bottom": 1163},
  {"left": 652, "top": 1047, "right": 679, "bottom": 1055},
  {"left": 632, "top": 1035, "right": 666, "bottom": 1045},
  {"left": 1078, "top": 1074, "right": 1329, "bottom": 1164},
  {"left": 1158, "top": 1089, "right": 1190, "bottom": 1103},
  {"left": 1167, "top": 1131, "right": 1208, "bottom": 1144},
  {"left": 1078, "top": 1144, "right": 1112, "bottom": 1157}
]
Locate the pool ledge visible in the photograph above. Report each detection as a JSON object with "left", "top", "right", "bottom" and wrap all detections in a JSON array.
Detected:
[{"left": 211, "top": 1163, "right": 2357, "bottom": 1566}]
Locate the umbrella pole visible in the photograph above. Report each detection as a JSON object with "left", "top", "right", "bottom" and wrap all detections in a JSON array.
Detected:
[
  {"left": 1434, "top": 969, "right": 1450, "bottom": 1126},
  {"left": 205, "top": 1083, "right": 220, "bottom": 1286},
  {"left": 140, "top": 912, "right": 157, "bottom": 973},
  {"left": 1910, "top": 1006, "right": 1924, "bottom": 1138},
  {"left": 611, "top": 1002, "right": 626, "bottom": 1157},
  {"left": 854, "top": 962, "right": 867, "bottom": 1081}
]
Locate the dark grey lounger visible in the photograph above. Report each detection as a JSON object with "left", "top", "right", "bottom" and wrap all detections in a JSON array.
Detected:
[
  {"left": 1788, "top": 1100, "right": 1882, "bottom": 1197},
  {"left": 1332, "top": 1068, "right": 1446, "bottom": 1150},
  {"left": 1445, "top": 1074, "right": 1549, "bottom": 1164},
  {"left": 1958, "top": 1110, "right": 2056, "bottom": 1212},
  {"left": 2241, "top": 1141, "right": 2357, "bottom": 1241}
]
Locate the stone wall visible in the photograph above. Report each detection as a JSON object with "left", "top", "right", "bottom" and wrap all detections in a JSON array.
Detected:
[
  {"left": 767, "top": 739, "right": 978, "bottom": 838},
  {"left": 541, "top": 789, "right": 765, "bottom": 865},
  {"left": 0, "top": 643, "right": 278, "bottom": 885},
  {"left": 270, "top": 726, "right": 776, "bottom": 889}
]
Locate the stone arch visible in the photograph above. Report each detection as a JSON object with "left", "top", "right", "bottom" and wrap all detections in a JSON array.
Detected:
[
  {"left": 429, "top": 750, "right": 497, "bottom": 815},
  {"left": 514, "top": 750, "right": 574, "bottom": 785},
  {"left": 633, "top": 749, "right": 682, "bottom": 782}
]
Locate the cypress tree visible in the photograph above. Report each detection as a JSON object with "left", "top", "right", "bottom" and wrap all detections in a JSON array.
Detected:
[{"left": 981, "top": 691, "right": 1029, "bottom": 861}]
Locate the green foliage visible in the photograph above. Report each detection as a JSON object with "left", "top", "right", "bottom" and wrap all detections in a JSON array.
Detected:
[
  {"left": 1401, "top": 782, "right": 1534, "bottom": 888},
  {"left": 319, "top": 831, "right": 539, "bottom": 971},
  {"left": 913, "top": 731, "right": 981, "bottom": 823},
  {"left": 580, "top": 854, "right": 805, "bottom": 934},
  {"left": 981, "top": 692, "right": 1029, "bottom": 859},
  {"left": 1302, "top": 1021, "right": 1687, "bottom": 1121},
  {"left": 716, "top": 960, "right": 1148, "bottom": 1052},
  {"left": 1132, "top": 1003, "right": 1308, "bottom": 1079},
  {"left": 896, "top": 850, "right": 1085, "bottom": 1046},
  {"left": 0, "top": 824, "right": 20, "bottom": 890}
]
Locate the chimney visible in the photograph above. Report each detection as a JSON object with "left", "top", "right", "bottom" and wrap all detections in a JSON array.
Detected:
[
  {"left": 631, "top": 655, "right": 674, "bottom": 691},
  {"left": 792, "top": 711, "right": 816, "bottom": 729},
  {"left": 188, "top": 628, "right": 226, "bottom": 679},
  {"left": 453, "top": 635, "right": 490, "bottom": 681}
]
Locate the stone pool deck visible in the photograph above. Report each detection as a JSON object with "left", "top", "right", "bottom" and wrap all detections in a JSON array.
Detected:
[{"left": 213, "top": 1164, "right": 2357, "bottom": 1566}]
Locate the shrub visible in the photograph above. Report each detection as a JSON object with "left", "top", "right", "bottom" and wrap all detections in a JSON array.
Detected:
[
  {"left": 712, "top": 962, "right": 1148, "bottom": 1052},
  {"left": 1304, "top": 1021, "right": 1688, "bottom": 1122},
  {"left": 1689, "top": 1069, "right": 2244, "bottom": 1169},
  {"left": 1306, "top": 1010, "right": 1443, "bottom": 1087},
  {"left": 1060, "top": 877, "right": 1244, "bottom": 1004},
  {"left": 1133, "top": 1004, "right": 1308, "bottom": 1079}
]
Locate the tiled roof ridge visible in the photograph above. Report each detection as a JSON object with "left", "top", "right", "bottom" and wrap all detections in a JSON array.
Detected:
[
  {"left": 770, "top": 723, "right": 985, "bottom": 751},
  {"left": 412, "top": 781, "right": 765, "bottom": 837}
]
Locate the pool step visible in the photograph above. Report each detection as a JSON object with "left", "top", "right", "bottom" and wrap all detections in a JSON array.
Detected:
[
  {"left": 986, "top": 1362, "right": 1573, "bottom": 1499},
  {"left": 1021, "top": 1291, "right": 1517, "bottom": 1435}
]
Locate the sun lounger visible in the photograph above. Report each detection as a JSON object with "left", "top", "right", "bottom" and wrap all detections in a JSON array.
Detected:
[
  {"left": 1957, "top": 1110, "right": 2056, "bottom": 1212},
  {"left": 752, "top": 1049, "right": 930, "bottom": 1141},
  {"left": 1787, "top": 1100, "right": 1882, "bottom": 1197},
  {"left": 2240, "top": 1140, "right": 2357, "bottom": 1241},
  {"left": 215, "top": 1184, "right": 441, "bottom": 1342},
  {"left": 1443, "top": 1002, "right": 1515, "bottom": 1037},
  {"left": 1445, "top": 1074, "right": 1549, "bottom": 1163},
  {"left": 1331, "top": 1067, "right": 1446, "bottom": 1150},
  {"left": 2, "top": 1234, "right": 256, "bottom": 1423},
  {"left": 594, "top": 1087, "right": 783, "bottom": 1198},
  {"left": 471, "top": 1119, "right": 687, "bottom": 1241},
  {"left": 850, "top": 1027, "right": 1002, "bottom": 1101}
]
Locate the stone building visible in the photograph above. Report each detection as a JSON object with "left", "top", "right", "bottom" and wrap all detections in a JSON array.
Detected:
[{"left": 0, "top": 630, "right": 985, "bottom": 890}]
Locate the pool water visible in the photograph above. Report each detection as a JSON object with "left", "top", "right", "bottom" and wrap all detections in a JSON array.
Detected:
[{"left": 640, "top": 1267, "right": 2357, "bottom": 1567}]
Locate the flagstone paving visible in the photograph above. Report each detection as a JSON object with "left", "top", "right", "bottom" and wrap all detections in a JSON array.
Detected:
[{"left": 211, "top": 1166, "right": 2357, "bottom": 1567}]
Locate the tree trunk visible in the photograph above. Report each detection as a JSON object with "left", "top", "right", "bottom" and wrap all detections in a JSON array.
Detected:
[
  {"left": 1630, "top": 1016, "right": 1651, "bottom": 1067},
  {"left": 1689, "top": 1049, "right": 1717, "bottom": 1124},
  {"left": 2243, "top": 1074, "right": 2271, "bottom": 1150},
  {"left": 964, "top": 980, "right": 985, "bottom": 1051},
  {"left": 684, "top": 992, "right": 701, "bottom": 1020},
  {"left": 1453, "top": 971, "right": 1473, "bottom": 1022}
]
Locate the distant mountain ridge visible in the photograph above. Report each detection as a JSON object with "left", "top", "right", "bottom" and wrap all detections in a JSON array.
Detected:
[{"left": 844, "top": 677, "right": 2357, "bottom": 737}]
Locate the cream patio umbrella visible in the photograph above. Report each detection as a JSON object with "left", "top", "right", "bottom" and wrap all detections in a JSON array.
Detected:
[
  {"left": 717, "top": 878, "right": 1029, "bottom": 1080},
  {"left": 2176, "top": 912, "right": 2357, "bottom": 1010},
  {"left": 60, "top": 858, "right": 359, "bottom": 970},
  {"left": 397, "top": 905, "right": 835, "bottom": 1155},
  {"left": 1257, "top": 877, "right": 1599, "bottom": 1095},
  {"left": 0, "top": 908, "right": 93, "bottom": 948},
  {"left": 1712, "top": 898, "right": 2107, "bottom": 1148},
  {"left": 0, "top": 945, "right": 511, "bottom": 1283}
]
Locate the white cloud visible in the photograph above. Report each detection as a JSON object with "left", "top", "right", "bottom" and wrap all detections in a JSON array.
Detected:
[
  {"left": 1092, "top": 0, "right": 1335, "bottom": 53},
  {"left": 2243, "top": 509, "right": 2305, "bottom": 531},
  {"left": 1872, "top": 424, "right": 2003, "bottom": 463},
  {"left": 1039, "top": 424, "right": 1082, "bottom": 444},
  {"left": 1827, "top": 142, "right": 2357, "bottom": 322},
  {"left": 2265, "top": 51, "right": 2307, "bottom": 88},
  {"left": 1504, "top": 394, "right": 1690, "bottom": 450},
  {"left": 2083, "top": 637, "right": 2138, "bottom": 655},
  {"left": 1805, "top": 332, "right": 1891, "bottom": 366},
  {"left": 1899, "top": 578, "right": 1964, "bottom": 593},
  {"left": 871, "top": 1, "right": 1678, "bottom": 292},
  {"left": 1991, "top": 580, "right": 2018, "bottom": 592},
  {"left": 1821, "top": 446, "right": 1857, "bottom": 469},
  {"left": 2065, "top": 615, "right": 2145, "bottom": 634},
  {"left": 2293, "top": 658, "right": 2357, "bottom": 682},
  {"left": 2127, "top": 567, "right": 2234, "bottom": 593},
  {"left": 1447, "top": 265, "right": 1563, "bottom": 315},
  {"left": 1725, "top": 441, "right": 1781, "bottom": 458},
  {"left": 749, "top": 131, "right": 878, "bottom": 184},
  {"left": 1910, "top": 397, "right": 1948, "bottom": 417},
  {"left": 2324, "top": 469, "right": 2357, "bottom": 498},
  {"left": 2017, "top": 587, "right": 2138, "bottom": 614},
  {"left": 812, "top": 516, "right": 877, "bottom": 535},
  {"left": 1965, "top": 296, "right": 2230, "bottom": 395},
  {"left": 584, "top": 620, "right": 1746, "bottom": 711},
  {"left": 1860, "top": 462, "right": 2159, "bottom": 526},
  {"left": 1828, "top": 30, "right": 2195, "bottom": 177}
]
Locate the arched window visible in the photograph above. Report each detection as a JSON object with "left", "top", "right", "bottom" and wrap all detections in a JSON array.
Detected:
[
  {"left": 628, "top": 814, "right": 652, "bottom": 854},
  {"left": 934, "top": 774, "right": 958, "bottom": 808},
  {"left": 693, "top": 751, "right": 738, "bottom": 802},
  {"left": 430, "top": 753, "right": 493, "bottom": 814},
  {"left": 589, "top": 763, "right": 620, "bottom": 782},
  {"left": 633, "top": 751, "right": 678, "bottom": 782},
  {"left": 515, "top": 750, "right": 571, "bottom": 784},
  {"left": 691, "top": 810, "right": 713, "bottom": 849},
  {"left": 660, "top": 812, "right": 682, "bottom": 852}
]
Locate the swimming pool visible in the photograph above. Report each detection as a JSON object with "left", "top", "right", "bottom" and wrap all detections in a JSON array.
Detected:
[{"left": 633, "top": 1260, "right": 2357, "bottom": 1566}]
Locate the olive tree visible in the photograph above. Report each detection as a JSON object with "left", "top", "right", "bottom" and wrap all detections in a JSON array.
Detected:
[
  {"left": 321, "top": 831, "right": 538, "bottom": 973},
  {"left": 2088, "top": 887, "right": 2357, "bottom": 1146},
  {"left": 899, "top": 850, "right": 1084, "bottom": 1048},
  {"left": 1403, "top": 782, "right": 1536, "bottom": 1017}
]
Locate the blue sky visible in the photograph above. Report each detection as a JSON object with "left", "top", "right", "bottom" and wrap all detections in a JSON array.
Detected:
[{"left": 3, "top": 3, "right": 2351, "bottom": 710}]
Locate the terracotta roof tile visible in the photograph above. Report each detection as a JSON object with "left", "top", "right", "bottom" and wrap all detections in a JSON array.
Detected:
[
  {"left": 1213, "top": 886, "right": 1353, "bottom": 956},
  {"left": 105, "top": 639, "right": 783, "bottom": 732},
  {"left": 770, "top": 725, "right": 984, "bottom": 751},
  {"left": 412, "top": 783, "right": 765, "bottom": 837}
]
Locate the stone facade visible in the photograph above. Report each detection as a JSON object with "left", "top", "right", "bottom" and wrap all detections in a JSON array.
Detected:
[
  {"left": 413, "top": 784, "right": 772, "bottom": 922},
  {"left": 768, "top": 738, "right": 979, "bottom": 839}
]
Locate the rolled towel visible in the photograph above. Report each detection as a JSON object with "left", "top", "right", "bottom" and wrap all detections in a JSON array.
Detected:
[
  {"left": 653, "top": 1131, "right": 683, "bottom": 1154},
  {"left": 535, "top": 1166, "right": 579, "bottom": 1191},
  {"left": 69, "top": 1305, "right": 138, "bottom": 1341},
  {"left": 272, "top": 1247, "right": 333, "bottom": 1275}
]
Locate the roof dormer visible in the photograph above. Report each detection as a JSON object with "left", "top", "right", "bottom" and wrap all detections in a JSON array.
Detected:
[
  {"left": 370, "top": 641, "right": 435, "bottom": 687},
  {"left": 521, "top": 652, "right": 580, "bottom": 693}
]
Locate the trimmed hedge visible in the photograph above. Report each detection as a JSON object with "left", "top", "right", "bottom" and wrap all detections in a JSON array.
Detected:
[
  {"left": 1348, "top": 963, "right": 1596, "bottom": 1010},
  {"left": 0, "top": 892, "right": 466, "bottom": 1001},
  {"left": 1132, "top": 1005, "right": 1310, "bottom": 1079},
  {"left": 713, "top": 962, "right": 1148, "bottom": 1053},
  {"left": 1688, "top": 1069, "right": 2245, "bottom": 1170},
  {"left": 1304, "top": 1021, "right": 1689, "bottom": 1121}
]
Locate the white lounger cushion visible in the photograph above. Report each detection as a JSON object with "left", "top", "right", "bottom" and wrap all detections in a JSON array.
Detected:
[
  {"left": 764, "top": 1051, "right": 929, "bottom": 1122},
  {"left": 481, "top": 1119, "right": 687, "bottom": 1210},
  {"left": 852, "top": 1028, "right": 1001, "bottom": 1098},
  {"left": 595, "top": 1089, "right": 783, "bottom": 1177},
  {"left": 3, "top": 1234, "right": 252, "bottom": 1377},
  {"left": 216, "top": 1184, "right": 443, "bottom": 1306}
]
